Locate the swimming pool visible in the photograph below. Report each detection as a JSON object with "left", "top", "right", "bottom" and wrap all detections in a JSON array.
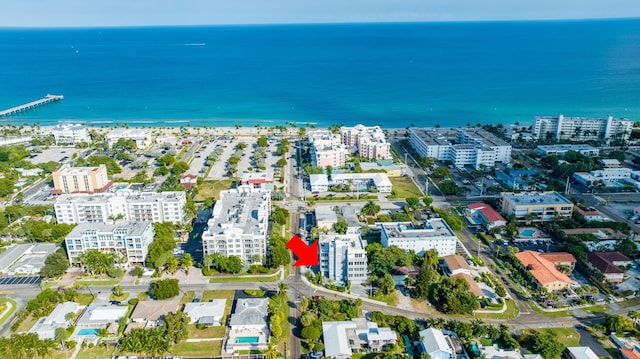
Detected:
[
  {"left": 77, "top": 328, "right": 100, "bottom": 336},
  {"left": 236, "top": 336, "right": 259, "bottom": 343},
  {"left": 520, "top": 229, "right": 536, "bottom": 237},
  {"left": 115, "top": 185, "right": 128, "bottom": 190}
]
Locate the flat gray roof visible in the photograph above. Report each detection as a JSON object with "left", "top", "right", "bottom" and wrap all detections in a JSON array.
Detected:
[
  {"left": 66, "top": 222, "right": 152, "bottom": 239},
  {"left": 207, "top": 187, "right": 269, "bottom": 236},
  {"left": 380, "top": 218, "right": 455, "bottom": 239},
  {"left": 229, "top": 298, "right": 268, "bottom": 326},
  {"left": 502, "top": 191, "right": 573, "bottom": 205}
]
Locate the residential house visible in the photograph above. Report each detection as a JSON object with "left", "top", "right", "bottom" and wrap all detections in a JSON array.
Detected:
[
  {"left": 419, "top": 328, "right": 454, "bottom": 359},
  {"left": 316, "top": 205, "right": 338, "bottom": 231},
  {"left": 539, "top": 252, "right": 577, "bottom": 270},
  {"left": 224, "top": 298, "right": 269, "bottom": 353},
  {"left": 440, "top": 255, "right": 472, "bottom": 276},
  {"left": 574, "top": 207, "right": 610, "bottom": 222},
  {"left": 184, "top": 299, "right": 226, "bottom": 326},
  {"left": 76, "top": 303, "right": 128, "bottom": 328},
  {"left": 587, "top": 251, "right": 631, "bottom": 283},
  {"left": 323, "top": 319, "right": 398, "bottom": 358},
  {"left": 467, "top": 203, "right": 507, "bottom": 229},
  {"left": 29, "top": 302, "right": 80, "bottom": 340},
  {"left": 129, "top": 298, "right": 180, "bottom": 328},
  {"left": 620, "top": 348, "right": 640, "bottom": 359},
  {"left": 566, "top": 347, "right": 599, "bottom": 359},
  {"left": 241, "top": 172, "right": 275, "bottom": 192},
  {"left": 179, "top": 174, "right": 198, "bottom": 189},
  {"left": 453, "top": 273, "right": 484, "bottom": 298}
]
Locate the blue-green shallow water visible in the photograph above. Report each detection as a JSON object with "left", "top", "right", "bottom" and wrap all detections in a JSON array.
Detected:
[{"left": 1, "top": 19, "right": 639, "bottom": 128}]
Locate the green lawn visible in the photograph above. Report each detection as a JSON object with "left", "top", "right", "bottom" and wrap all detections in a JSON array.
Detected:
[
  {"left": 528, "top": 302, "right": 573, "bottom": 318},
  {"left": 74, "top": 279, "right": 120, "bottom": 286},
  {"left": 583, "top": 304, "right": 608, "bottom": 315},
  {"left": 475, "top": 299, "right": 519, "bottom": 320},
  {"left": 369, "top": 291, "right": 399, "bottom": 306},
  {"left": 525, "top": 328, "right": 581, "bottom": 347},
  {"left": 619, "top": 296, "right": 640, "bottom": 308},
  {"left": 172, "top": 340, "right": 222, "bottom": 357},
  {"left": 188, "top": 324, "right": 226, "bottom": 338},
  {"left": 41, "top": 280, "right": 59, "bottom": 289},
  {"left": 76, "top": 345, "right": 115, "bottom": 359},
  {"left": 389, "top": 177, "right": 422, "bottom": 198},
  {"left": 109, "top": 292, "right": 130, "bottom": 301},
  {"left": 0, "top": 297, "right": 17, "bottom": 326},
  {"left": 13, "top": 314, "right": 37, "bottom": 333},
  {"left": 209, "top": 275, "right": 277, "bottom": 283},
  {"left": 76, "top": 293, "right": 95, "bottom": 306},
  {"left": 181, "top": 290, "right": 195, "bottom": 305},
  {"left": 195, "top": 179, "right": 234, "bottom": 201}
]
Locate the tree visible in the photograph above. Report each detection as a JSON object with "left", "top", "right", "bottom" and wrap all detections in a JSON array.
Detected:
[
  {"left": 530, "top": 330, "right": 565, "bottom": 359},
  {"left": 172, "top": 161, "right": 189, "bottom": 175},
  {"left": 78, "top": 250, "right": 117, "bottom": 276},
  {"left": 113, "top": 285, "right": 124, "bottom": 297},
  {"left": 54, "top": 327, "right": 69, "bottom": 350},
  {"left": 333, "top": 220, "right": 348, "bottom": 234},
  {"left": 423, "top": 195, "right": 433, "bottom": 207},
  {"left": 271, "top": 206, "right": 289, "bottom": 225},
  {"left": 361, "top": 200, "right": 381, "bottom": 217},
  {"left": 131, "top": 266, "right": 144, "bottom": 278},
  {"left": 608, "top": 150, "right": 626, "bottom": 162},
  {"left": 605, "top": 314, "right": 633, "bottom": 334},
  {"left": 257, "top": 136, "right": 268, "bottom": 147},
  {"left": 146, "top": 222, "right": 177, "bottom": 269},
  {"left": 326, "top": 165, "right": 333, "bottom": 180},
  {"left": 431, "top": 166, "right": 452, "bottom": 179},
  {"left": 156, "top": 154, "right": 176, "bottom": 166},
  {"left": 40, "top": 251, "right": 69, "bottom": 278},
  {"left": 615, "top": 238, "right": 638, "bottom": 257},
  {"left": 120, "top": 327, "right": 169, "bottom": 356},
  {"left": 439, "top": 180, "right": 460, "bottom": 195},
  {"left": 376, "top": 273, "right": 396, "bottom": 295},
  {"left": 164, "top": 311, "right": 190, "bottom": 343},
  {"left": 406, "top": 197, "right": 420, "bottom": 208},
  {"left": 150, "top": 279, "right": 180, "bottom": 300},
  {"left": 628, "top": 310, "right": 640, "bottom": 327},
  {"left": 276, "top": 157, "right": 287, "bottom": 168},
  {"left": 154, "top": 166, "right": 170, "bottom": 176},
  {"left": 181, "top": 253, "right": 193, "bottom": 274},
  {"left": 166, "top": 256, "right": 179, "bottom": 274},
  {"left": 301, "top": 326, "right": 321, "bottom": 341},
  {"left": 414, "top": 250, "right": 440, "bottom": 299}
]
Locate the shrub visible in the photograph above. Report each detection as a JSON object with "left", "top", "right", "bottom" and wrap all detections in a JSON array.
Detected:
[{"left": 128, "top": 298, "right": 139, "bottom": 306}]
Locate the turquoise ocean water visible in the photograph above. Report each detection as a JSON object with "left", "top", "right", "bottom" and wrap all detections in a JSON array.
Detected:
[{"left": 0, "top": 19, "right": 639, "bottom": 128}]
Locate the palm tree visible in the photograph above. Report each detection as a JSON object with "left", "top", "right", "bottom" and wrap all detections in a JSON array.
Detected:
[
  {"left": 628, "top": 310, "right": 639, "bottom": 327},
  {"left": 265, "top": 344, "right": 279, "bottom": 359}
]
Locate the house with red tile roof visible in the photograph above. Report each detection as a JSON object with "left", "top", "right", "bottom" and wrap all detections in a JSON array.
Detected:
[
  {"left": 539, "top": 252, "right": 577, "bottom": 270},
  {"left": 467, "top": 203, "right": 507, "bottom": 229},
  {"left": 574, "top": 207, "right": 610, "bottom": 222},
  {"left": 587, "top": 251, "right": 631, "bottom": 283},
  {"left": 620, "top": 348, "right": 640, "bottom": 359},
  {"left": 179, "top": 174, "right": 198, "bottom": 188},
  {"left": 515, "top": 250, "right": 573, "bottom": 292},
  {"left": 453, "top": 273, "right": 484, "bottom": 297}
]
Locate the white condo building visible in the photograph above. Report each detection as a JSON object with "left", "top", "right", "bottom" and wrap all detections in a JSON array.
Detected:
[
  {"left": 309, "top": 172, "right": 392, "bottom": 193},
  {"left": 54, "top": 190, "right": 187, "bottom": 224},
  {"left": 380, "top": 219, "right": 457, "bottom": 256},
  {"left": 64, "top": 222, "right": 154, "bottom": 265},
  {"left": 307, "top": 129, "right": 349, "bottom": 168},
  {"left": 319, "top": 234, "right": 367, "bottom": 284},
  {"left": 533, "top": 114, "right": 633, "bottom": 143},
  {"left": 408, "top": 128, "right": 511, "bottom": 169},
  {"left": 573, "top": 168, "right": 640, "bottom": 190},
  {"left": 106, "top": 128, "right": 153, "bottom": 149},
  {"left": 51, "top": 124, "right": 91, "bottom": 145},
  {"left": 341, "top": 125, "right": 391, "bottom": 160},
  {"left": 201, "top": 186, "right": 270, "bottom": 264}
]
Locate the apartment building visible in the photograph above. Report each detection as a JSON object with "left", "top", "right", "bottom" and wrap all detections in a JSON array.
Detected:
[
  {"left": 64, "top": 222, "right": 154, "bottom": 265},
  {"left": 501, "top": 191, "right": 574, "bottom": 223},
  {"left": 573, "top": 168, "right": 640, "bottom": 190},
  {"left": 340, "top": 124, "right": 391, "bottom": 160},
  {"left": 307, "top": 129, "right": 348, "bottom": 168},
  {"left": 241, "top": 172, "right": 275, "bottom": 192},
  {"left": 51, "top": 124, "right": 91, "bottom": 145},
  {"left": 0, "top": 136, "right": 32, "bottom": 146},
  {"left": 106, "top": 128, "right": 152, "bottom": 149},
  {"left": 515, "top": 250, "right": 573, "bottom": 292},
  {"left": 201, "top": 186, "right": 270, "bottom": 264},
  {"left": 319, "top": 234, "right": 367, "bottom": 284},
  {"left": 533, "top": 114, "right": 633, "bottom": 143},
  {"left": 408, "top": 127, "right": 511, "bottom": 169},
  {"left": 55, "top": 190, "right": 187, "bottom": 224},
  {"left": 380, "top": 219, "right": 457, "bottom": 256},
  {"left": 52, "top": 165, "right": 111, "bottom": 194},
  {"left": 536, "top": 144, "right": 600, "bottom": 158},
  {"left": 309, "top": 172, "right": 392, "bottom": 193}
]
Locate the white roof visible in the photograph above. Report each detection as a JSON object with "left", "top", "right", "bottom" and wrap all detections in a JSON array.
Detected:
[
  {"left": 567, "top": 347, "right": 598, "bottom": 359},
  {"left": 315, "top": 206, "right": 338, "bottom": 223},
  {"left": 229, "top": 298, "right": 268, "bottom": 326},
  {"left": 600, "top": 159, "right": 621, "bottom": 165},
  {"left": 310, "top": 174, "right": 329, "bottom": 186},
  {"left": 360, "top": 322, "right": 397, "bottom": 342},
  {"left": 419, "top": 328, "right": 453, "bottom": 358},
  {"left": 372, "top": 173, "right": 392, "bottom": 187},
  {"left": 323, "top": 321, "right": 358, "bottom": 358},
  {"left": 184, "top": 299, "right": 226, "bottom": 325},
  {"left": 89, "top": 305, "right": 128, "bottom": 321},
  {"left": 46, "top": 302, "right": 80, "bottom": 325}
]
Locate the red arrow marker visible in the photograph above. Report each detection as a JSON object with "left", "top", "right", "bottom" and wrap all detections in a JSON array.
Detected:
[{"left": 286, "top": 235, "right": 318, "bottom": 267}]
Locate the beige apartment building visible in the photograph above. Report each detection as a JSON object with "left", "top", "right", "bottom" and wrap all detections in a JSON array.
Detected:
[
  {"left": 501, "top": 191, "right": 574, "bottom": 223},
  {"left": 52, "top": 165, "right": 110, "bottom": 194}
]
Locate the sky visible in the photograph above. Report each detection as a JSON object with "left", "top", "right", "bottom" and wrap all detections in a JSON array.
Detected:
[{"left": 2, "top": 0, "right": 640, "bottom": 27}]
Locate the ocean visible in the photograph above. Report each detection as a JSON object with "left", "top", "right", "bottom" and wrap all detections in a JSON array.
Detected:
[{"left": 1, "top": 19, "right": 639, "bottom": 128}]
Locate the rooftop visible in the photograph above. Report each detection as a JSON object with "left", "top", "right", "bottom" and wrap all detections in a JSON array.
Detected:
[
  {"left": 453, "top": 273, "right": 483, "bottom": 297},
  {"left": 380, "top": 219, "right": 456, "bottom": 239},
  {"left": 537, "top": 144, "right": 598, "bottom": 151},
  {"left": 319, "top": 233, "right": 365, "bottom": 250},
  {"left": 106, "top": 128, "right": 151, "bottom": 137},
  {"left": 442, "top": 254, "right": 471, "bottom": 272},
  {"left": 184, "top": 299, "right": 226, "bottom": 326},
  {"left": 54, "top": 165, "right": 105, "bottom": 176},
  {"left": 468, "top": 202, "right": 506, "bottom": 223},
  {"left": 567, "top": 347, "right": 599, "bottom": 359},
  {"left": 55, "top": 190, "right": 186, "bottom": 205},
  {"left": 0, "top": 243, "right": 57, "bottom": 273},
  {"left": 229, "top": 298, "right": 268, "bottom": 327},
  {"left": 315, "top": 205, "right": 338, "bottom": 224},
  {"left": 77, "top": 303, "right": 128, "bottom": 327},
  {"left": 588, "top": 251, "right": 631, "bottom": 274},
  {"left": 241, "top": 172, "right": 273, "bottom": 183},
  {"left": 322, "top": 321, "right": 358, "bottom": 358},
  {"left": 539, "top": 252, "right": 577, "bottom": 264},
  {"left": 206, "top": 186, "right": 269, "bottom": 236},
  {"left": 501, "top": 191, "right": 573, "bottom": 206},
  {"left": 515, "top": 250, "right": 572, "bottom": 285},
  {"left": 66, "top": 222, "right": 152, "bottom": 239},
  {"left": 130, "top": 298, "right": 180, "bottom": 322}
]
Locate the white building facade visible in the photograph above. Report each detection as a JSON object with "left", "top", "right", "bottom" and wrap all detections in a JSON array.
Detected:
[
  {"left": 51, "top": 124, "right": 91, "bottom": 145},
  {"left": 106, "top": 128, "right": 153, "bottom": 148},
  {"left": 380, "top": 219, "right": 457, "bottom": 256},
  {"left": 309, "top": 173, "right": 392, "bottom": 193},
  {"left": 319, "top": 234, "right": 367, "bottom": 284},
  {"left": 201, "top": 186, "right": 270, "bottom": 264},
  {"left": 55, "top": 191, "right": 187, "bottom": 224},
  {"left": 533, "top": 114, "right": 633, "bottom": 143},
  {"left": 573, "top": 168, "right": 640, "bottom": 190},
  {"left": 408, "top": 128, "right": 511, "bottom": 169},
  {"left": 64, "top": 222, "right": 154, "bottom": 265}
]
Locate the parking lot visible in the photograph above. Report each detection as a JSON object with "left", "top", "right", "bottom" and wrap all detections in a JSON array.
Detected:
[
  {"left": 0, "top": 276, "right": 42, "bottom": 286},
  {"left": 184, "top": 140, "right": 218, "bottom": 176},
  {"left": 29, "top": 147, "right": 86, "bottom": 164}
]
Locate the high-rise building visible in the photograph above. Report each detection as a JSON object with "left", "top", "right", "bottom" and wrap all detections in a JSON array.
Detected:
[
  {"left": 307, "top": 129, "right": 348, "bottom": 168},
  {"left": 533, "top": 114, "right": 633, "bottom": 143},
  {"left": 318, "top": 234, "right": 367, "bottom": 283},
  {"left": 201, "top": 186, "right": 270, "bottom": 264},
  {"left": 341, "top": 125, "right": 391, "bottom": 160}
]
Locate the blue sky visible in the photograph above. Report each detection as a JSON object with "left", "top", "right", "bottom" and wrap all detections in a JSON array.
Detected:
[{"left": 2, "top": 0, "right": 640, "bottom": 27}]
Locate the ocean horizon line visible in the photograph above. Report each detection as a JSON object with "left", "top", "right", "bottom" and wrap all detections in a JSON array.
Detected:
[{"left": 1, "top": 16, "right": 640, "bottom": 30}]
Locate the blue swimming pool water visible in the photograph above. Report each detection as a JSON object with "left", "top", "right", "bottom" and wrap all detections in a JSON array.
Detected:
[
  {"left": 236, "top": 336, "right": 259, "bottom": 343},
  {"left": 77, "top": 328, "right": 100, "bottom": 336},
  {"left": 115, "top": 185, "right": 128, "bottom": 190},
  {"left": 520, "top": 229, "right": 536, "bottom": 237}
]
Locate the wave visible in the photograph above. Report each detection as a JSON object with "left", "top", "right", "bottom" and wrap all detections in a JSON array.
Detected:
[
  {"left": 89, "top": 121, "right": 114, "bottom": 124},
  {"left": 165, "top": 120, "right": 190, "bottom": 123},
  {"left": 184, "top": 43, "right": 206, "bottom": 46}
]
